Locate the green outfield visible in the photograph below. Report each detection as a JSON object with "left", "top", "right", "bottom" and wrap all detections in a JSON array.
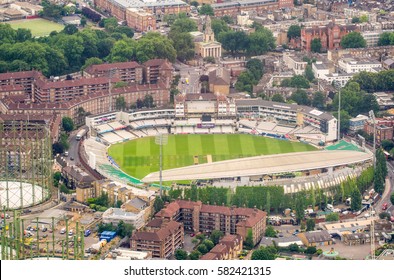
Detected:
[
  {"left": 108, "top": 134, "right": 317, "bottom": 179},
  {"left": 7, "top": 19, "right": 64, "bottom": 37}
]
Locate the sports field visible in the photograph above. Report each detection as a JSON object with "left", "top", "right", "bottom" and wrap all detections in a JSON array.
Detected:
[
  {"left": 108, "top": 134, "right": 317, "bottom": 179},
  {"left": 7, "top": 19, "right": 64, "bottom": 37}
]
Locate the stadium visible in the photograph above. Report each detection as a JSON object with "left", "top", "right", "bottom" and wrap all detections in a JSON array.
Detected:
[{"left": 83, "top": 95, "right": 373, "bottom": 193}]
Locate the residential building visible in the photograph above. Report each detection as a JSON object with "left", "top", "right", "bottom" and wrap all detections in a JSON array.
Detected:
[
  {"left": 130, "top": 219, "right": 184, "bottom": 259},
  {"left": 349, "top": 115, "right": 369, "bottom": 133},
  {"left": 93, "top": 0, "right": 190, "bottom": 22},
  {"left": 301, "top": 22, "right": 359, "bottom": 52},
  {"left": 312, "top": 62, "right": 331, "bottom": 79},
  {"left": 83, "top": 61, "right": 143, "bottom": 84},
  {"left": 383, "top": 58, "right": 394, "bottom": 70},
  {"left": 362, "top": 31, "right": 383, "bottom": 48},
  {"left": 327, "top": 45, "right": 394, "bottom": 64},
  {"left": 208, "top": 68, "right": 231, "bottom": 95},
  {"left": 10, "top": 2, "right": 43, "bottom": 15},
  {"left": 62, "top": 165, "right": 95, "bottom": 190},
  {"left": 195, "top": 16, "right": 222, "bottom": 59},
  {"left": 125, "top": 8, "right": 156, "bottom": 32},
  {"left": 364, "top": 121, "right": 393, "bottom": 145},
  {"left": 211, "top": 0, "right": 293, "bottom": 17},
  {"left": 374, "top": 92, "right": 394, "bottom": 110},
  {"left": 338, "top": 57, "right": 382, "bottom": 74},
  {"left": 155, "top": 200, "right": 267, "bottom": 246},
  {"left": 298, "top": 230, "right": 333, "bottom": 247},
  {"left": 321, "top": 72, "right": 354, "bottom": 88},
  {"left": 283, "top": 52, "right": 308, "bottom": 75},
  {"left": 201, "top": 235, "right": 243, "bottom": 260},
  {"left": 102, "top": 207, "right": 146, "bottom": 229}
]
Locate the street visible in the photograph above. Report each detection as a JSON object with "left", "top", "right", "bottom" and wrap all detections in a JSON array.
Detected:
[{"left": 174, "top": 61, "right": 203, "bottom": 94}]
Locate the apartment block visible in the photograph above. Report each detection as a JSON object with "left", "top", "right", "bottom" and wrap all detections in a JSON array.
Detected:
[
  {"left": 155, "top": 200, "right": 267, "bottom": 246},
  {"left": 130, "top": 219, "right": 184, "bottom": 259},
  {"left": 125, "top": 8, "right": 156, "bottom": 32}
]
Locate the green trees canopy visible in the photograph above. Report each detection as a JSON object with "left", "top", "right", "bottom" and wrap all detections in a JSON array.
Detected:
[
  {"left": 211, "top": 18, "right": 230, "bottom": 38},
  {"left": 281, "top": 75, "right": 310, "bottom": 88},
  {"left": 287, "top": 25, "right": 301, "bottom": 39},
  {"left": 219, "top": 31, "right": 249, "bottom": 54},
  {"left": 251, "top": 246, "right": 277, "bottom": 260},
  {"left": 168, "top": 18, "right": 197, "bottom": 62},
  {"left": 378, "top": 32, "right": 394, "bottom": 46},
  {"left": 290, "top": 89, "right": 311, "bottom": 106},
  {"left": 340, "top": 32, "right": 367, "bottom": 49},
  {"left": 199, "top": 4, "right": 214, "bottom": 16},
  {"left": 311, "top": 38, "right": 322, "bottom": 53},
  {"left": 272, "top": 94, "right": 285, "bottom": 103},
  {"left": 62, "top": 117, "right": 74, "bottom": 132}
]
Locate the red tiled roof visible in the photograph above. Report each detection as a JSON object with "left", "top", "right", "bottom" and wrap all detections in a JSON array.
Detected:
[
  {"left": 84, "top": 61, "right": 141, "bottom": 74},
  {"left": 0, "top": 84, "right": 24, "bottom": 92},
  {"left": 200, "top": 252, "right": 220, "bottom": 260},
  {"left": 132, "top": 220, "right": 182, "bottom": 242}
]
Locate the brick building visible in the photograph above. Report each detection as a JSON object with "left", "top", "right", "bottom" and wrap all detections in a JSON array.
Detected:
[
  {"left": 0, "top": 60, "right": 173, "bottom": 124},
  {"left": 200, "top": 235, "right": 243, "bottom": 260},
  {"left": 212, "top": 0, "right": 293, "bottom": 17},
  {"left": 364, "top": 119, "right": 394, "bottom": 145},
  {"left": 301, "top": 22, "right": 359, "bottom": 52},
  {"left": 130, "top": 219, "right": 184, "bottom": 258},
  {"left": 155, "top": 200, "right": 267, "bottom": 246},
  {"left": 94, "top": 0, "right": 190, "bottom": 23},
  {"left": 125, "top": 8, "right": 156, "bottom": 32}
]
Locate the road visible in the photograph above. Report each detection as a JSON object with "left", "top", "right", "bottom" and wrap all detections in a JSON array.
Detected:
[
  {"left": 174, "top": 61, "right": 202, "bottom": 94},
  {"left": 376, "top": 161, "right": 394, "bottom": 215},
  {"left": 66, "top": 130, "right": 82, "bottom": 166}
]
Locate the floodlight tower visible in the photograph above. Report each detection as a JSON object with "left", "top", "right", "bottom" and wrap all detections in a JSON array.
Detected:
[
  {"left": 155, "top": 133, "right": 168, "bottom": 197},
  {"left": 370, "top": 206, "right": 375, "bottom": 260}
]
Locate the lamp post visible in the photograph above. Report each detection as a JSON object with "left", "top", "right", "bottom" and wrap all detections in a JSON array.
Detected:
[
  {"left": 155, "top": 133, "right": 168, "bottom": 197},
  {"left": 369, "top": 110, "right": 376, "bottom": 168}
]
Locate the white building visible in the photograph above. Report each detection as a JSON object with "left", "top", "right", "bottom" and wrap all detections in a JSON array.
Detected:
[
  {"left": 312, "top": 62, "right": 331, "bottom": 79},
  {"left": 374, "top": 92, "right": 394, "bottom": 109},
  {"left": 102, "top": 207, "right": 146, "bottom": 229},
  {"left": 283, "top": 52, "right": 308, "bottom": 75},
  {"left": 322, "top": 73, "right": 354, "bottom": 88},
  {"left": 349, "top": 115, "right": 369, "bottom": 133},
  {"left": 338, "top": 57, "right": 382, "bottom": 74}
]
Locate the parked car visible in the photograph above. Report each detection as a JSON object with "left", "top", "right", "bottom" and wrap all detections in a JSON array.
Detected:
[
  {"left": 382, "top": 203, "right": 388, "bottom": 210},
  {"left": 42, "top": 227, "right": 47, "bottom": 232}
]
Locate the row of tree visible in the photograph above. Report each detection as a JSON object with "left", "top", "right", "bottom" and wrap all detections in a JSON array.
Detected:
[
  {"left": 378, "top": 31, "right": 394, "bottom": 46},
  {"left": 350, "top": 70, "right": 394, "bottom": 93}
]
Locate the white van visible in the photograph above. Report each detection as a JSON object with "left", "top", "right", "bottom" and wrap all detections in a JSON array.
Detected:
[{"left": 60, "top": 228, "right": 66, "bottom": 234}]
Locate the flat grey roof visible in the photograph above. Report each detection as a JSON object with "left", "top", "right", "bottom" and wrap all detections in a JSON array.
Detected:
[{"left": 142, "top": 150, "right": 372, "bottom": 182}]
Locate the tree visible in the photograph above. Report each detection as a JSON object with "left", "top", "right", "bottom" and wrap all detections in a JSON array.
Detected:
[
  {"left": 281, "top": 75, "right": 310, "bottom": 89},
  {"left": 115, "top": 96, "right": 127, "bottom": 111},
  {"left": 197, "top": 244, "right": 208, "bottom": 254},
  {"left": 235, "top": 71, "right": 256, "bottom": 93},
  {"left": 350, "top": 188, "right": 362, "bottom": 211},
  {"left": 116, "top": 220, "right": 134, "bottom": 238},
  {"left": 305, "top": 246, "right": 317, "bottom": 255},
  {"left": 360, "top": 14, "right": 369, "bottom": 23},
  {"left": 115, "top": 26, "right": 134, "bottom": 38},
  {"left": 312, "top": 91, "right": 325, "bottom": 109},
  {"left": 310, "top": 38, "right": 322, "bottom": 53},
  {"left": 56, "top": 34, "right": 84, "bottom": 69},
  {"left": 190, "top": 185, "right": 198, "bottom": 201},
  {"left": 379, "top": 212, "right": 391, "bottom": 220},
  {"left": 103, "top": 17, "right": 118, "bottom": 32},
  {"left": 290, "top": 89, "right": 311, "bottom": 106},
  {"left": 153, "top": 197, "right": 164, "bottom": 213},
  {"left": 219, "top": 31, "right": 248, "bottom": 54},
  {"left": 325, "top": 212, "right": 339, "bottom": 222},
  {"left": 306, "top": 218, "right": 315, "bottom": 231},
  {"left": 244, "top": 228, "right": 254, "bottom": 249},
  {"left": 246, "top": 58, "right": 264, "bottom": 81},
  {"left": 340, "top": 32, "right": 367, "bottom": 49},
  {"left": 189, "top": 250, "right": 201, "bottom": 260},
  {"left": 271, "top": 94, "right": 285, "bottom": 103},
  {"left": 210, "top": 230, "right": 224, "bottom": 245},
  {"left": 266, "top": 191, "right": 271, "bottom": 214},
  {"left": 175, "top": 249, "right": 188, "bottom": 260},
  {"left": 108, "top": 38, "right": 135, "bottom": 62},
  {"left": 63, "top": 24, "right": 79, "bottom": 35},
  {"left": 391, "top": 193, "right": 394, "bottom": 205},
  {"left": 15, "top": 28, "right": 32, "bottom": 42},
  {"left": 288, "top": 243, "right": 300, "bottom": 252},
  {"left": 211, "top": 18, "right": 230, "bottom": 38},
  {"left": 80, "top": 17, "right": 87, "bottom": 27},
  {"left": 169, "top": 17, "right": 197, "bottom": 36},
  {"left": 190, "top": 1, "right": 199, "bottom": 7},
  {"left": 264, "top": 225, "right": 277, "bottom": 237},
  {"left": 351, "top": 17, "right": 360, "bottom": 23},
  {"left": 171, "top": 32, "right": 195, "bottom": 62},
  {"left": 221, "top": 15, "right": 233, "bottom": 24},
  {"left": 378, "top": 32, "right": 394, "bottom": 46},
  {"left": 135, "top": 32, "right": 176, "bottom": 63},
  {"left": 247, "top": 28, "right": 276, "bottom": 55},
  {"left": 287, "top": 25, "right": 301, "bottom": 39},
  {"left": 251, "top": 246, "right": 276, "bottom": 260},
  {"left": 202, "top": 239, "right": 214, "bottom": 251},
  {"left": 199, "top": 4, "right": 214, "bottom": 16},
  {"left": 304, "top": 65, "right": 315, "bottom": 82},
  {"left": 62, "top": 117, "right": 74, "bottom": 132}
]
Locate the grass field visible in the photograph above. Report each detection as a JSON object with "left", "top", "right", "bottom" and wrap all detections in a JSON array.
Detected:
[
  {"left": 108, "top": 134, "right": 317, "bottom": 179},
  {"left": 7, "top": 19, "right": 64, "bottom": 37}
]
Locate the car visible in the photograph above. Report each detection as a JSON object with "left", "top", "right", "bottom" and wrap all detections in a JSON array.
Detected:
[
  {"left": 60, "top": 228, "right": 66, "bottom": 234},
  {"left": 190, "top": 233, "right": 195, "bottom": 237},
  {"left": 22, "top": 209, "right": 31, "bottom": 214},
  {"left": 70, "top": 156, "right": 74, "bottom": 161},
  {"left": 42, "top": 234, "right": 48, "bottom": 239},
  {"left": 42, "top": 227, "right": 47, "bottom": 232},
  {"left": 292, "top": 229, "right": 300, "bottom": 236},
  {"left": 84, "top": 230, "right": 91, "bottom": 237},
  {"left": 64, "top": 151, "right": 69, "bottom": 157},
  {"left": 382, "top": 203, "right": 388, "bottom": 210},
  {"left": 68, "top": 230, "right": 73, "bottom": 236}
]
